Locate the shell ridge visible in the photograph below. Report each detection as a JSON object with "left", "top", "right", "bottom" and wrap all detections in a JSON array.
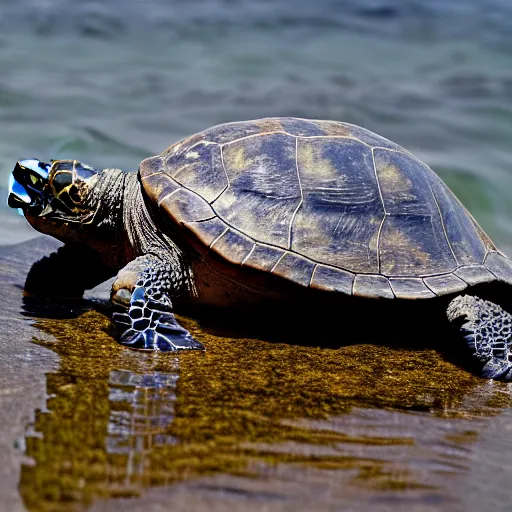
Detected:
[
  {"left": 270, "top": 251, "right": 288, "bottom": 273},
  {"left": 240, "top": 244, "right": 257, "bottom": 265},
  {"left": 157, "top": 187, "right": 181, "bottom": 207},
  {"left": 371, "top": 147, "right": 388, "bottom": 274},
  {"left": 296, "top": 134, "right": 372, "bottom": 147},
  {"left": 309, "top": 264, "right": 319, "bottom": 287},
  {"left": 184, "top": 216, "right": 217, "bottom": 224},
  {"left": 209, "top": 227, "right": 229, "bottom": 249},
  {"left": 427, "top": 178, "right": 459, "bottom": 266},
  {"left": 206, "top": 144, "right": 230, "bottom": 205},
  {"left": 375, "top": 216, "right": 387, "bottom": 274},
  {"left": 220, "top": 131, "right": 290, "bottom": 147},
  {"left": 288, "top": 137, "right": 304, "bottom": 250}
]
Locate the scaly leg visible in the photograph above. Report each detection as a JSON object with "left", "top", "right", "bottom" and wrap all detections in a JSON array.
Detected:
[
  {"left": 111, "top": 254, "right": 204, "bottom": 352},
  {"left": 447, "top": 295, "right": 512, "bottom": 380}
]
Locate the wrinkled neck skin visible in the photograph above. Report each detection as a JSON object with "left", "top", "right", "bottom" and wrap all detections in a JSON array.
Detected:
[{"left": 89, "top": 170, "right": 185, "bottom": 273}]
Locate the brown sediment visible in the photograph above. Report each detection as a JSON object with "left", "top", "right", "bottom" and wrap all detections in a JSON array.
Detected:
[{"left": 18, "top": 304, "right": 512, "bottom": 511}]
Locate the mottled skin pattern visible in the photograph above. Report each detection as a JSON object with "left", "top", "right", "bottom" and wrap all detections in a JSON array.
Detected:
[{"left": 7, "top": 118, "right": 512, "bottom": 379}]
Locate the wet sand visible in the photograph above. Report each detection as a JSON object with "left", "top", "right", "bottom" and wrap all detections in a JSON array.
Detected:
[{"left": 1, "top": 237, "right": 512, "bottom": 512}]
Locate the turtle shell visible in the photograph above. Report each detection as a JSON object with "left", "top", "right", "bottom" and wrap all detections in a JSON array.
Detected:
[{"left": 140, "top": 117, "right": 512, "bottom": 299}]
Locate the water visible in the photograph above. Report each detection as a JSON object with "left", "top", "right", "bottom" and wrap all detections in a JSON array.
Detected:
[
  {"left": 1, "top": 1, "right": 512, "bottom": 248},
  {"left": 1, "top": 1, "right": 512, "bottom": 510}
]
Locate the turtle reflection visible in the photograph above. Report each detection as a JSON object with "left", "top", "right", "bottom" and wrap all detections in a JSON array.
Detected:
[
  {"left": 18, "top": 309, "right": 512, "bottom": 511},
  {"left": 20, "top": 356, "right": 181, "bottom": 510},
  {"left": 106, "top": 368, "right": 179, "bottom": 480}
]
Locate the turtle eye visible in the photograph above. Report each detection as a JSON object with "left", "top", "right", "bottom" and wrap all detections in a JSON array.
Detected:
[
  {"left": 54, "top": 184, "right": 85, "bottom": 211},
  {"left": 50, "top": 171, "right": 84, "bottom": 211},
  {"left": 68, "top": 184, "right": 82, "bottom": 204},
  {"left": 52, "top": 171, "right": 73, "bottom": 195}
]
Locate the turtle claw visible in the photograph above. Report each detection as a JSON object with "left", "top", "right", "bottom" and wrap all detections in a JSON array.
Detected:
[
  {"left": 117, "top": 320, "right": 203, "bottom": 352},
  {"left": 112, "top": 311, "right": 132, "bottom": 327},
  {"left": 112, "top": 284, "right": 204, "bottom": 352},
  {"left": 481, "top": 357, "right": 512, "bottom": 380},
  {"left": 448, "top": 295, "right": 512, "bottom": 381}
]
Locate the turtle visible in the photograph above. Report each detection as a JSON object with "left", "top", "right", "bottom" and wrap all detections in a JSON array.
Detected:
[{"left": 7, "top": 117, "right": 512, "bottom": 380}]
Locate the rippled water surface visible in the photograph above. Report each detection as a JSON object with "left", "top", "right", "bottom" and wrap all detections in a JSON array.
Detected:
[{"left": 1, "top": 1, "right": 512, "bottom": 511}]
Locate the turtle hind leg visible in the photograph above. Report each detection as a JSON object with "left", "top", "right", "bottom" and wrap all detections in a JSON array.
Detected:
[
  {"left": 111, "top": 254, "right": 204, "bottom": 352},
  {"left": 447, "top": 295, "right": 512, "bottom": 380}
]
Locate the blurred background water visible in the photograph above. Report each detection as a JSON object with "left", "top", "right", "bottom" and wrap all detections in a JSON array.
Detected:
[{"left": 1, "top": 0, "right": 512, "bottom": 251}]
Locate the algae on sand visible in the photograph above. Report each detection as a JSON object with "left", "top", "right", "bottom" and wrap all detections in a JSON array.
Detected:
[{"left": 2, "top": 237, "right": 512, "bottom": 512}]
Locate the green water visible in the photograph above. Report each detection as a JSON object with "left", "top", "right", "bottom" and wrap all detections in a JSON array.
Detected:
[{"left": 1, "top": 1, "right": 512, "bottom": 251}]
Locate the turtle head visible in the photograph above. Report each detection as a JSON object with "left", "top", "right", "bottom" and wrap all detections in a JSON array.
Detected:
[{"left": 8, "top": 159, "right": 102, "bottom": 242}]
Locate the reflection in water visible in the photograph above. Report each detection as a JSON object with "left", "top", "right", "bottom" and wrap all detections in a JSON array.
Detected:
[
  {"left": 17, "top": 308, "right": 512, "bottom": 511},
  {"left": 20, "top": 350, "right": 181, "bottom": 510},
  {"left": 106, "top": 368, "right": 179, "bottom": 488}
]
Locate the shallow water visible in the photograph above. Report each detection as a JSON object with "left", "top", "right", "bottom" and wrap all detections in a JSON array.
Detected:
[
  {"left": 2, "top": 1, "right": 512, "bottom": 511},
  {"left": 2, "top": 237, "right": 512, "bottom": 512}
]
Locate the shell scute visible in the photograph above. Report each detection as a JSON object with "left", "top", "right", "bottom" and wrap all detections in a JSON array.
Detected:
[
  {"left": 213, "top": 133, "right": 301, "bottom": 248},
  {"left": 140, "top": 162, "right": 180, "bottom": 205},
  {"left": 291, "top": 137, "right": 383, "bottom": 273},
  {"left": 161, "top": 132, "right": 207, "bottom": 162},
  {"left": 183, "top": 217, "right": 227, "bottom": 248},
  {"left": 210, "top": 229, "right": 255, "bottom": 265},
  {"left": 374, "top": 149, "right": 456, "bottom": 276},
  {"left": 310, "top": 265, "right": 354, "bottom": 294},
  {"left": 389, "top": 277, "right": 436, "bottom": 299},
  {"left": 427, "top": 171, "right": 490, "bottom": 266},
  {"left": 310, "top": 120, "right": 352, "bottom": 137},
  {"left": 198, "top": 118, "right": 285, "bottom": 144},
  {"left": 271, "top": 252, "right": 316, "bottom": 288},
  {"left": 159, "top": 188, "right": 214, "bottom": 224},
  {"left": 170, "top": 142, "right": 226, "bottom": 203},
  {"left": 423, "top": 274, "right": 467, "bottom": 295},
  {"left": 353, "top": 274, "right": 394, "bottom": 299},
  {"left": 454, "top": 265, "right": 496, "bottom": 286},
  {"left": 379, "top": 215, "right": 452, "bottom": 277},
  {"left": 484, "top": 252, "right": 512, "bottom": 285},
  {"left": 241, "top": 244, "right": 284, "bottom": 272},
  {"left": 342, "top": 124, "right": 402, "bottom": 150},
  {"left": 140, "top": 156, "right": 163, "bottom": 176},
  {"left": 279, "top": 118, "right": 328, "bottom": 137}
]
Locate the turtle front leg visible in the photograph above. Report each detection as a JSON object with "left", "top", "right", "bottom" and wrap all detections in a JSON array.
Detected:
[
  {"left": 447, "top": 295, "right": 512, "bottom": 380},
  {"left": 111, "top": 254, "right": 204, "bottom": 352}
]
